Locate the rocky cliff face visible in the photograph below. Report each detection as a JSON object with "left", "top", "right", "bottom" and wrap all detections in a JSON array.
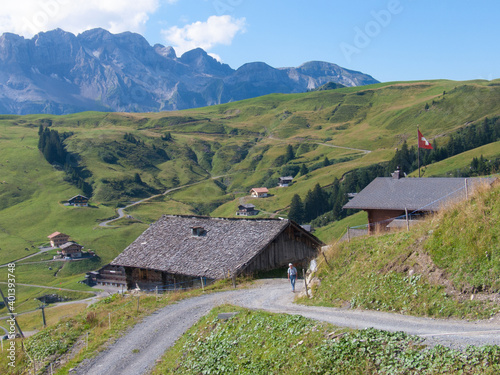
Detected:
[{"left": 0, "top": 28, "right": 379, "bottom": 115}]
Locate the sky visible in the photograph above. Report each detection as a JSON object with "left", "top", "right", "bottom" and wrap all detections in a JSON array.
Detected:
[{"left": 1, "top": 0, "right": 499, "bottom": 83}]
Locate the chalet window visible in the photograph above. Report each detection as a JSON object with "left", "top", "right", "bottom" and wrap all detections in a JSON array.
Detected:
[{"left": 191, "top": 226, "right": 206, "bottom": 236}]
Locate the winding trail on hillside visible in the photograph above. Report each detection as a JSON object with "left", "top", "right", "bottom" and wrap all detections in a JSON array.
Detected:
[
  {"left": 98, "top": 175, "right": 228, "bottom": 227},
  {"left": 75, "top": 279, "right": 500, "bottom": 375},
  {"left": 266, "top": 134, "right": 372, "bottom": 154},
  {"left": 0, "top": 282, "right": 95, "bottom": 294},
  {"left": 0, "top": 246, "right": 56, "bottom": 267},
  {"left": 314, "top": 141, "right": 372, "bottom": 154}
]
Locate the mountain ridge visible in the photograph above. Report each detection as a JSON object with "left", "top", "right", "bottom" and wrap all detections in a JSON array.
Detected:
[{"left": 0, "top": 28, "right": 379, "bottom": 115}]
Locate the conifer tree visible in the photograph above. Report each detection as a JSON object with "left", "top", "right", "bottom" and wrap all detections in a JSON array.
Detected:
[
  {"left": 299, "top": 163, "right": 309, "bottom": 175},
  {"left": 288, "top": 194, "right": 304, "bottom": 224},
  {"left": 285, "top": 144, "right": 295, "bottom": 162}
]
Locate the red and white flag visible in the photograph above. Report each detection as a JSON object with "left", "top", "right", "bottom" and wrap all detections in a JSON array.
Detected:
[{"left": 418, "top": 130, "right": 433, "bottom": 149}]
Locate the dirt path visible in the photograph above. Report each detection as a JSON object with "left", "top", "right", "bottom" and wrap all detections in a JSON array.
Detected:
[
  {"left": 0, "top": 281, "right": 95, "bottom": 294},
  {"left": 266, "top": 134, "right": 371, "bottom": 154},
  {"left": 75, "top": 279, "right": 500, "bottom": 375},
  {"left": 0, "top": 246, "right": 56, "bottom": 267},
  {"left": 98, "top": 175, "right": 228, "bottom": 227},
  {"left": 314, "top": 141, "right": 371, "bottom": 154}
]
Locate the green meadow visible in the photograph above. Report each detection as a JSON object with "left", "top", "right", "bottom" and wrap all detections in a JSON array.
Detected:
[{"left": 0, "top": 78, "right": 499, "bottom": 315}]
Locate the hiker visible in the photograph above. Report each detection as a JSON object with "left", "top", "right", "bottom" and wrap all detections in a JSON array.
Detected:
[{"left": 287, "top": 263, "right": 297, "bottom": 292}]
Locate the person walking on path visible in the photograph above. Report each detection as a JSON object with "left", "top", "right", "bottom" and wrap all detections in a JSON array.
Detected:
[{"left": 287, "top": 263, "right": 297, "bottom": 292}]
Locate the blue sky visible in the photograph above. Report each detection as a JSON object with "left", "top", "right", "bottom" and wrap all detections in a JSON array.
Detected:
[{"left": 2, "top": 0, "right": 499, "bottom": 82}]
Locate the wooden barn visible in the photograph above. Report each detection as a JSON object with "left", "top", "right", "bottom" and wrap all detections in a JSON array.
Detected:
[
  {"left": 107, "top": 215, "right": 323, "bottom": 290},
  {"left": 87, "top": 265, "right": 127, "bottom": 287},
  {"left": 68, "top": 194, "right": 89, "bottom": 207},
  {"left": 58, "top": 242, "right": 83, "bottom": 258},
  {"left": 236, "top": 204, "right": 258, "bottom": 216},
  {"left": 278, "top": 176, "right": 293, "bottom": 187},
  {"left": 343, "top": 172, "right": 497, "bottom": 233}
]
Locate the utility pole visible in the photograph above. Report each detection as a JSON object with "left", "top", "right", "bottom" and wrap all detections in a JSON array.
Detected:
[
  {"left": 40, "top": 304, "right": 47, "bottom": 327},
  {"left": 0, "top": 287, "right": 24, "bottom": 338}
]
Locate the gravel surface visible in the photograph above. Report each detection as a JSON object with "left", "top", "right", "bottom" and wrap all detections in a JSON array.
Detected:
[{"left": 76, "top": 279, "right": 500, "bottom": 375}]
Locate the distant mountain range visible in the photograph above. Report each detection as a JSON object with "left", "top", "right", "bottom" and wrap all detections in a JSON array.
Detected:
[{"left": 0, "top": 28, "right": 379, "bottom": 115}]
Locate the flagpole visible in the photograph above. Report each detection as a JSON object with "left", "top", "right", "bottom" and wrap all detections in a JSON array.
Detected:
[{"left": 417, "top": 125, "right": 420, "bottom": 177}]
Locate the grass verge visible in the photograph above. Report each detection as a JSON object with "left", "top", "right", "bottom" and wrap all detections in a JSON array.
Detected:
[
  {"left": 152, "top": 305, "right": 500, "bottom": 375},
  {"left": 303, "top": 183, "right": 500, "bottom": 320}
]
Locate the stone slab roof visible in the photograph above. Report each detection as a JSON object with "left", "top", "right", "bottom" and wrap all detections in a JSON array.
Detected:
[
  {"left": 111, "top": 215, "right": 322, "bottom": 279},
  {"left": 343, "top": 177, "right": 497, "bottom": 211}
]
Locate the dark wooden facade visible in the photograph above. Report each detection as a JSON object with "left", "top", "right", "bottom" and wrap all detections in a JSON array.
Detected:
[
  {"left": 88, "top": 265, "right": 127, "bottom": 287},
  {"left": 58, "top": 242, "right": 83, "bottom": 258},
  {"left": 68, "top": 195, "right": 89, "bottom": 206},
  {"left": 236, "top": 204, "right": 258, "bottom": 216},
  {"left": 242, "top": 223, "right": 319, "bottom": 274},
  {"left": 278, "top": 177, "right": 293, "bottom": 187},
  {"left": 106, "top": 215, "right": 323, "bottom": 291},
  {"left": 124, "top": 267, "right": 202, "bottom": 290}
]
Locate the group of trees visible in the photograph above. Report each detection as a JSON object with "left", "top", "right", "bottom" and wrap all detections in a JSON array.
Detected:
[
  {"left": 38, "top": 125, "right": 68, "bottom": 165},
  {"left": 388, "top": 117, "right": 500, "bottom": 176},
  {"left": 288, "top": 117, "right": 500, "bottom": 225},
  {"left": 124, "top": 132, "right": 142, "bottom": 145},
  {"left": 468, "top": 155, "right": 500, "bottom": 176},
  {"left": 38, "top": 125, "right": 93, "bottom": 197},
  {"left": 288, "top": 164, "right": 387, "bottom": 225}
]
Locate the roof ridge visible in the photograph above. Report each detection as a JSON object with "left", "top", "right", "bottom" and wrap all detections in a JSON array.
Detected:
[{"left": 160, "top": 214, "right": 286, "bottom": 222}]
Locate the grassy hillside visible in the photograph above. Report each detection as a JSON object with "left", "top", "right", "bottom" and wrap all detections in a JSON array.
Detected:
[
  {"left": 0, "top": 78, "right": 499, "bottom": 304},
  {"left": 305, "top": 182, "right": 500, "bottom": 319},
  {"left": 1, "top": 183, "right": 498, "bottom": 373}
]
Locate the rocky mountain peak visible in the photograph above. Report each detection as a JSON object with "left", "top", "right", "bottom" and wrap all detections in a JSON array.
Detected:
[
  {"left": 154, "top": 44, "right": 177, "bottom": 59},
  {"left": 179, "top": 48, "right": 233, "bottom": 77},
  {"left": 0, "top": 28, "right": 379, "bottom": 115}
]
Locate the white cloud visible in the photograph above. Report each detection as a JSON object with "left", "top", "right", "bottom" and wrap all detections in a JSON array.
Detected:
[
  {"left": 0, "top": 0, "right": 160, "bottom": 37},
  {"left": 208, "top": 52, "right": 222, "bottom": 62},
  {"left": 162, "top": 15, "right": 246, "bottom": 57}
]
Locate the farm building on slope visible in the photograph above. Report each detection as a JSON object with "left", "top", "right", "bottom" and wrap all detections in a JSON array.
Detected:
[
  {"left": 47, "top": 232, "right": 70, "bottom": 247},
  {"left": 68, "top": 194, "right": 89, "bottom": 207},
  {"left": 343, "top": 172, "right": 497, "bottom": 233},
  {"left": 250, "top": 187, "right": 269, "bottom": 198},
  {"left": 102, "top": 215, "right": 323, "bottom": 290}
]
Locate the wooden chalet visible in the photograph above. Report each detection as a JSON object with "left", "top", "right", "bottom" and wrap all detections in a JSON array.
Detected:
[
  {"left": 250, "top": 187, "right": 269, "bottom": 198},
  {"left": 58, "top": 242, "right": 83, "bottom": 258},
  {"left": 236, "top": 204, "right": 258, "bottom": 216},
  {"left": 87, "top": 265, "right": 127, "bottom": 287},
  {"left": 343, "top": 171, "right": 497, "bottom": 233},
  {"left": 47, "top": 232, "right": 70, "bottom": 247},
  {"left": 278, "top": 176, "right": 293, "bottom": 187},
  {"left": 107, "top": 215, "right": 323, "bottom": 290},
  {"left": 68, "top": 194, "right": 89, "bottom": 207}
]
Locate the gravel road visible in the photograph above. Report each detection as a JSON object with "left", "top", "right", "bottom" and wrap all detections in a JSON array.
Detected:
[{"left": 76, "top": 279, "right": 500, "bottom": 375}]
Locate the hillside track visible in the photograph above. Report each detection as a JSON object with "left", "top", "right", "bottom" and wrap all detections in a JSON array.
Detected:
[
  {"left": 98, "top": 175, "right": 230, "bottom": 227},
  {"left": 76, "top": 279, "right": 500, "bottom": 375}
]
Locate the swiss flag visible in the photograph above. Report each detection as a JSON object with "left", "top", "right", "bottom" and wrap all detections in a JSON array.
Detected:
[{"left": 418, "top": 130, "right": 433, "bottom": 149}]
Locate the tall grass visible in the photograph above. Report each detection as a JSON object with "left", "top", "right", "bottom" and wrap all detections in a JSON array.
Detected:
[{"left": 305, "top": 183, "right": 500, "bottom": 319}]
